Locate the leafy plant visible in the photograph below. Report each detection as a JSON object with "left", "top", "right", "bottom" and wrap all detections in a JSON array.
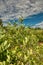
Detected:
[{"left": 0, "top": 20, "right": 43, "bottom": 65}]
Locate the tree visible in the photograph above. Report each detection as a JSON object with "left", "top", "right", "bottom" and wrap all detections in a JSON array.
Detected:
[
  {"left": 0, "top": 19, "right": 3, "bottom": 26},
  {"left": 19, "top": 16, "right": 24, "bottom": 24}
]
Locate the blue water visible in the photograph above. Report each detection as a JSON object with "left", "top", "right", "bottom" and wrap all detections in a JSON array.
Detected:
[
  {"left": 3, "top": 12, "right": 43, "bottom": 26},
  {"left": 23, "top": 12, "right": 43, "bottom": 26}
]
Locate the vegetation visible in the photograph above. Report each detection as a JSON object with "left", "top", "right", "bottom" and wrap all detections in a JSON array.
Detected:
[{"left": 0, "top": 19, "right": 43, "bottom": 65}]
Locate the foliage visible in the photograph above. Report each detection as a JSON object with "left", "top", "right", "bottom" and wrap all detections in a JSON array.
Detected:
[{"left": 0, "top": 22, "right": 43, "bottom": 65}]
